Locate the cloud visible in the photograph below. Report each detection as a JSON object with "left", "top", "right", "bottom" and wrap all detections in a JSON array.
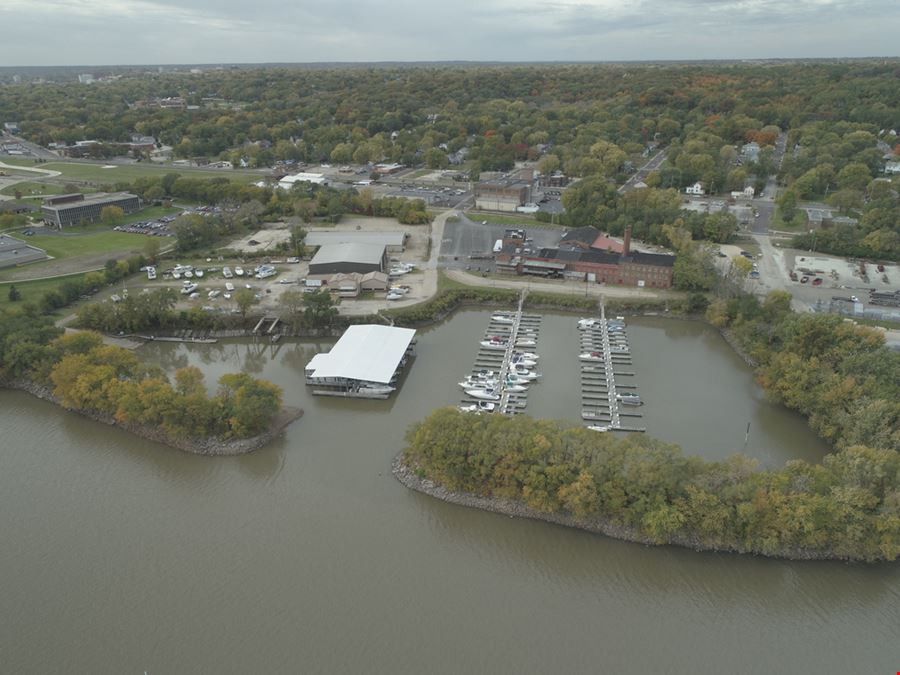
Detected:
[{"left": 0, "top": 0, "right": 897, "bottom": 64}]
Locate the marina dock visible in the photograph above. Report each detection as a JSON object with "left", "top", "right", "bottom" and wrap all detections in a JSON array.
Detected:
[
  {"left": 459, "top": 290, "right": 542, "bottom": 415},
  {"left": 578, "top": 307, "right": 645, "bottom": 432}
]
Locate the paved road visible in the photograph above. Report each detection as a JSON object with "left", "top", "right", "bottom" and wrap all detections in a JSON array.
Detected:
[{"left": 618, "top": 149, "right": 667, "bottom": 194}]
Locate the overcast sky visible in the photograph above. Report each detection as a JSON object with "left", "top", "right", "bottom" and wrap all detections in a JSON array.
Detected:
[{"left": 1, "top": 0, "right": 897, "bottom": 65}]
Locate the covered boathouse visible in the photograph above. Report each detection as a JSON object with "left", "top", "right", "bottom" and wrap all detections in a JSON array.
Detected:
[{"left": 304, "top": 324, "right": 416, "bottom": 398}]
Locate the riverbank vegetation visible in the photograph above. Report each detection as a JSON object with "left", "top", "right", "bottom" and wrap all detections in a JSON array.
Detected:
[
  {"left": 402, "top": 409, "right": 898, "bottom": 561},
  {"left": 0, "top": 307, "right": 284, "bottom": 443},
  {"left": 402, "top": 290, "right": 900, "bottom": 561}
]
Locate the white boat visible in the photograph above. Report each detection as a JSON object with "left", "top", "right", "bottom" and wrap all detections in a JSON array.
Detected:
[
  {"left": 356, "top": 384, "right": 395, "bottom": 398},
  {"left": 579, "top": 352, "right": 604, "bottom": 361},
  {"left": 617, "top": 393, "right": 642, "bottom": 405},
  {"left": 465, "top": 388, "right": 500, "bottom": 401},
  {"left": 514, "top": 351, "right": 539, "bottom": 360},
  {"left": 578, "top": 318, "right": 600, "bottom": 329},
  {"left": 511, "top": 369, "right": 539, "bottom": 381},
  {"left": 587, "top": 425, "right": 610, "bottom": 432},
  {"left": 609, "top": 345, "right": 630, "bottom": 354},
  {"left": 514, "top": 338, "right": 536, "bottom": 347},
  {"left": 223, "top": 267, "right": 233, "bottom": 279},
  {"left": 225, "top": 282, "right": 235, "bottom": 292},
  {"left": 189, "top": 292, "right": 200, "bottom": 299},
  {"left": 388, "top": 286, "right": 409, "bottom": 295},
  {"left": 195, "top": 269, "right": 204, "bottom": 278},
  {"left": 491, "top": 314, "right": 514, "bottom": 323},
  {"left": 386, "top": 292, "right": 405, "bottom": 301},
  {"left": 480, "top": 340, "right": 507, "bottom": 350},
  {"left": 505, "top": 375, "right": 530, "bottom": 386},
  {"left": 235, "top": 266, "right": 245, "bottom": 277},
  {"left": 223, "top": 293, "right": 232, "bottom": 300},
  {"left": 184, "top": 269, "right": 194, "bottom": 279},
  {"left": 146, "top": 267, "right": 157, "bottom": 280},
  {"left": 503, "top": 383, "right": 528, "bottom": 393},
  {"left": 511, "top": 356, "right": 536, "bottom": 367},
  {"left": 459, "top": 401, "right": 496, "bottom": 413},
  {"left": 172, "top": 271, "right": 181, "bottom": 280},
  {"left": 471, "top": 370, "right": 495, "bottom": 378},
  {"left": 180, "top": 283, "right": 198, "bottom": 295},
  {"left": 256, "top": 266, "right": 276, "bottom": 279},
  {"left": 208, "top": 290, "right": 221, "bottom": 299},
  {"left": 459, "top": 379, "right": 498, "bottom": 389}
]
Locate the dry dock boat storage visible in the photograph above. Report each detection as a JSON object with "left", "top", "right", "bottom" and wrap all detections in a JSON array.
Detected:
[{"left": 304, "top": 324, "right": 416, "bottom": 398}]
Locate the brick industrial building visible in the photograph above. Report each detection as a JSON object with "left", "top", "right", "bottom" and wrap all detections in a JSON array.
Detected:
[
  {"left": 41, "top": 192, "right": 141, "bottom": 228},
  {"left": 497, "top": 226, "right": 675, "bottom": 288}
]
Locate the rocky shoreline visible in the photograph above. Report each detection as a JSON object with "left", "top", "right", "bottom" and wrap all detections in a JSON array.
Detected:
[
  {"left": 3, "top": 378, "right": 302, "bottom": 456},
  {"left": 392, "top": 454, "right": 850, "bottom": 562}
]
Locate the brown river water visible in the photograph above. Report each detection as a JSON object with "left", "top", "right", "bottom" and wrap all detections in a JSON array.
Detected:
[{"left": 2, "top": 310, "right": 897, "bottom": 673}]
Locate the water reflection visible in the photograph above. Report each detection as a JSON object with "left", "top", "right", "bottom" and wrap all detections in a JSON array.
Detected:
[{"left": 410, "top": 490, "right": 900, "bottom": 613}]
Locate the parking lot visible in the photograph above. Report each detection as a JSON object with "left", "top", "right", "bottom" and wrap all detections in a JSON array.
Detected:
[{"left": 439, "top": 214, "right": 562, "bottom": 273}]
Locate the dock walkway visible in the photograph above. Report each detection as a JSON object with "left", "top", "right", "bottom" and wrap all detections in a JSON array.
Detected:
[
  {"left": 460, "top": 290, "right": 542, "bottom": 416},
  {"left": 578, "top": 305, "right": 645, "bottom": 432}
]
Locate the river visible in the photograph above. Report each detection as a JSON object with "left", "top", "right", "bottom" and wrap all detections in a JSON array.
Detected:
[{"left": 1, "top": 310, "right": 897, "bottom": 673}]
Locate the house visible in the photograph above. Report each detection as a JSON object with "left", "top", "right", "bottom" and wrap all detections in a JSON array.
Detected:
[
  {"left": 730, "top": 186, "right": 755, "bottom": 199},
  {"left": 884, "top": 161, "right": 900, "bottom": 175},
  {"left": 685, "top": 182, "right": 705, "bottom": 196}
]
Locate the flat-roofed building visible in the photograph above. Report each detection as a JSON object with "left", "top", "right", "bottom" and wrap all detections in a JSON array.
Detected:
[
  {"left": 41, "top": 192, "right": 141, "bottom": 228},
  {"left": 278, "top": 172, "right": 328, "bottom": 189},
  {"left": 305, "top": 324, "right": 416, "bottom": 398},
  {"left": 0, "top": 234, "right": 48, "bottom": 269},
  {"left": 474, "top": 179, "right": 531, "bottom": 212},
  {"left": 306, "top": 230, "right": 406, "bottom": 252},
  {"left": 308, "top": 243, "right": 387, "bottom": 275}
]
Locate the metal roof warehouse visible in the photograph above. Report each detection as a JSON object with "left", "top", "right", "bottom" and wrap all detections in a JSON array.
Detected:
[
  {"left": 305, "top": 325, "right": 417, "bottom": 385},
  {"left": 308, "top": 242, "right": 387, "bottom": 275},
  {"left": 306, "top": 231, "right": 406, "bottom": 250}
]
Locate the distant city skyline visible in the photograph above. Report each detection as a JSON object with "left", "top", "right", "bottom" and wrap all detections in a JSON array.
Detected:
[{"left": 1, "top": 0, "right": 897, "bottom": 66}]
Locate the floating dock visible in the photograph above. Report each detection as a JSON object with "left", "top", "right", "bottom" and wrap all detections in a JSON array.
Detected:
[
  {"left": 578, "top": 306, "right": 645, "bottom": 432},
  {"left": 459, "top": 290, "right": 542, "bottom": 415}
]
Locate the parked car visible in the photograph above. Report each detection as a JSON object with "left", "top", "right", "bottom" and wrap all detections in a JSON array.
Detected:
[
  {"left": 812, "top": 278, "right": 823, "bottom": 286},
  {"left": 800, "top": 276, "right": 809, "bottom": 283}
]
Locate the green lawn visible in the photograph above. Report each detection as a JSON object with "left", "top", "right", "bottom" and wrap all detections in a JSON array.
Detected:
[
  {"left": 23, "top": 231, "right": 146, "bottom": 261},
  {"left": 0, "top": 272, "right": 94, "bottom": 309},
  {"left": 0, "top": 181, "right": 72, "bottom": 197},
  {"left": 17, "top": 160, "right": 263, "bottom": 184},
  {"left": 772, "top": 207, "right": 809, "bottom": 231},
  {"left": 468, "top": 212, "right": 534, "bottom": 225}
]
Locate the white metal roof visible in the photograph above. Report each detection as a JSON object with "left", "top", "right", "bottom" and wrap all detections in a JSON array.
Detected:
[
  {"left": 310, "top": 242, "right": 385, "bottom": 266},
  {"left": 306, "top": 231, "right": 405, "bottom": 247},
  {"left": 305, "top": 325, "right": 416, "bottom": 384}
]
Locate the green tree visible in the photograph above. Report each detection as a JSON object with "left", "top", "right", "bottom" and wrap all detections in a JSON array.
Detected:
[
  {"left": 100, "top": 205, "right": 125, "bottom": 226},
  {"left": 289, "top": 225, "right": 307, "bottom": 257},
  {"left": 234, "top": 288, "right": 258, "bottom": 318},
  {"left": 302, "top": 290, "right": 338, "bottom": 328}
]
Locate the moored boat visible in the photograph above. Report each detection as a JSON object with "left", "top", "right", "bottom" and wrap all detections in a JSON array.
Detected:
[{"left": 465, "top": 388, "right": 500, "bottom": 401}]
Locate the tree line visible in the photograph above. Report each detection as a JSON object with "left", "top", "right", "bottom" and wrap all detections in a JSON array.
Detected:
[{"left": 0, "top": 308, "right": 283, "bottom": 440}]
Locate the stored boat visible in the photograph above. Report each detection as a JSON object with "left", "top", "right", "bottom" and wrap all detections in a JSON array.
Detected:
[{"left": 579, "top": 352, "right": 604, "bottom": 361}]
